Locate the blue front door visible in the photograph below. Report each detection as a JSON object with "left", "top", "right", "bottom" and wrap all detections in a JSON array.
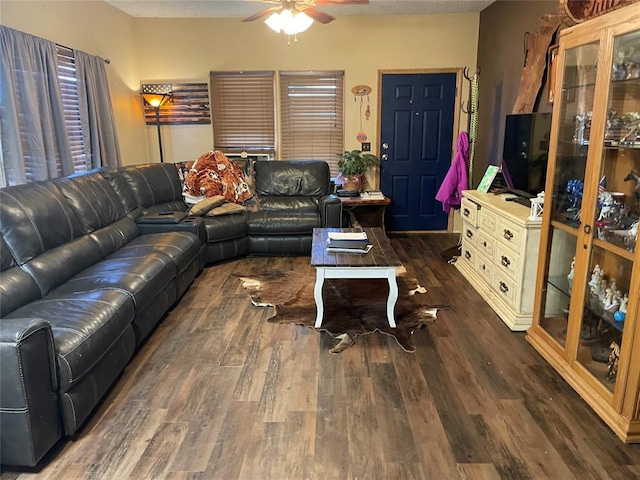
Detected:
[{"left": 380, "top": 73, "right": 457, "bottom": 231}]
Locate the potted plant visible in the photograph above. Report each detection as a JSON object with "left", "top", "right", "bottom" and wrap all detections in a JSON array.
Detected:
[{"left": 336, "top": 150, "right": 379, "bottom": 191}]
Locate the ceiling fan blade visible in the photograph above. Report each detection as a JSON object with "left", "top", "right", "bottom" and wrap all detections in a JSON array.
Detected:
[
  {"left": 314, "top": 0, "right": 370, "bottom": 5},
  {"left": 302, "top": 7, "right": 335, "bottom": 24},
  {"left": 242, "top": 6, "right": 282, "bottom": 22}
]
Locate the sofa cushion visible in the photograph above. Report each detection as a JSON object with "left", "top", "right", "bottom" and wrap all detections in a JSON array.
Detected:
[
  {"left": 88, "top": 218, "right": 141, "bottom": 258},
  {"left": 205, "top": 202, "right": 246, "bottom": 216},
  {"left": 203, "top": 212, "right": 249, "bottom": 243},
  {"left": 53, "top": 171, "right": 126, "bottom": 234},
  {"left": 20, "top": 236, "right": 104, "bottom": 297},
  {"left": 99, "top": 167, "right": 140, "bottom": 215},
  {"left": 119, "top": 163, "right": 183, "bottom": 208},
  {"left": 188, "top": 195, "right": 225, "bottom": 216},
  {"left": 111, "top": 232, "right": 202, "bottom": 275},
  {"left": 0, "top": 181, "right": 83, "bottom": 265},
  {"left": 254, "top": 160, "right": 330, "bottom": 197},
  {"left": 6, "top": 289, "right": 135, "bottom": 392},
  {"left": 0, "top": 236, "right": 41, "bottom": 316},
  {"left": 248, "top": 210, "right": 320, "bottom": 235},
  {"left": 50, "top": 252, "right": 176, "bottom": 312},
  {"left": 258, "top": 196, "right": 318, "bottom": 211}
]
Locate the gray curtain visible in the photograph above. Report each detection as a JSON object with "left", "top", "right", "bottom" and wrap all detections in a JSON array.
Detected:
[
  {"left": 74, "top": 50, "right": 121, "bottom": 169},
  {"left": 0, "top": 26, "right": 73, "bottom": 186}
]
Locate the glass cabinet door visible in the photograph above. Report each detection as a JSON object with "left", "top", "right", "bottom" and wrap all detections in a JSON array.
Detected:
[
  {"left": 577, "top": 29, "right": 640, "bottom": 392},
  {"left": 538, "top": 42, "right": 600, "bottom": 348}
]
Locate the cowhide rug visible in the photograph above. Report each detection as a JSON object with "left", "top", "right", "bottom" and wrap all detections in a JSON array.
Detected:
[{"left": 236, "top": 270, "right": 448, "bottom": 354}]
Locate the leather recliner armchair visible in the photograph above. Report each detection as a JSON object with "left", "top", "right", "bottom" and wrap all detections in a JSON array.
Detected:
[{"left": 248, "top": 161, "right": 342, "bottom": 255}]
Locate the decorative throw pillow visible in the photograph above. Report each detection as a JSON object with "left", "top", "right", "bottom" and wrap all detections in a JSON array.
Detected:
[
  {"left": 187, "top": 195, "right": 225, "bottom": 216},
  {"left": 205, "top": 202, "right": 246, "bottom": 216}
]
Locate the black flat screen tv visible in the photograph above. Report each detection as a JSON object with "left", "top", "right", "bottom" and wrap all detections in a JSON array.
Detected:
[{"left": 501, "top": 112, "right": 552, "bottom": 198}]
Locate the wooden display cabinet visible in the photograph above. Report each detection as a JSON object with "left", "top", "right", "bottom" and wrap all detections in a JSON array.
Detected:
[{"left": 526, "top": 4, "right": 640, "bottom": 442}]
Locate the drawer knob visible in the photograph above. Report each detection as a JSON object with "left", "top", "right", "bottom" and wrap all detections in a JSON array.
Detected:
[
  {"left": 501, "top": 256, "right": 511, "bottom": 267},
  {"left": 483, "top": 241, "right": 487, "bottom": 247},
  {"left": 466, "top": 229, "right": 473, "bottom": 238},
  {"left": 465, "top": 251, "right": 471, "bottom": 259},
  {"left": 463, "top": 208, "right": 470, "bottom": 217},
  {"left": 503, "top": 229, "right": 513, "bottom": 240},
  {"left": 499, "top": 282, "right": 509, "bottom": 293}
]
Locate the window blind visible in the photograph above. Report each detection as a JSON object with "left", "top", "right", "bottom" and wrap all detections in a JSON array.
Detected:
[
  {"left": 209, "top": 71, "right": 275, "bottom": 154},
  {"left": 279, "top": 71, "right": 344, "bottom": 177},
  {"left": 56, "top": 45, "right": 87, "bottom": 173}
]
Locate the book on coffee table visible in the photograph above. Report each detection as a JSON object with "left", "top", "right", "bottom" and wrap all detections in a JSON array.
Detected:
[
  {"left": 327, "top": 231, "right": 368, "bottom": 241},
  {"left": 327, "top": 244, "right": 373, "bottom": 254},
  {"left": 327, "top": 238, "right": 370, "bottom": 249}
]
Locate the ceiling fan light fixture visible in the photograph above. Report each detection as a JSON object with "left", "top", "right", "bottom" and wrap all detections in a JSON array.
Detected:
[
  {"left": 290, "top": 11, "right": 313, "bottom": 34},
  {"left": 265, "top": 10, "right": 313, "bottom": 35}
]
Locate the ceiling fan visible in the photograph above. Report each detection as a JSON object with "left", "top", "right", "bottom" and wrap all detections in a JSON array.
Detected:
[{"left": 243, "top": 0, "right": 370, "bottom": 26}]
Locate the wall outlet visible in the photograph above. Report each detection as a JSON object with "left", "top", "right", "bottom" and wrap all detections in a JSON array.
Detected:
[{"left": 361, "top": 142, "right": 371, "bottom": 151}]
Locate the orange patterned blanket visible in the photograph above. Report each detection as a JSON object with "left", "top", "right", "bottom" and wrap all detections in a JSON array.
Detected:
[{"left": 184, "top": 151, "right": 252, "bottom": 204}]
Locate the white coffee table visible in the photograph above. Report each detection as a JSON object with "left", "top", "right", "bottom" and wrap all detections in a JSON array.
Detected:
[{"left": 310, "top": 227, "right": 402, "bottom": 329}]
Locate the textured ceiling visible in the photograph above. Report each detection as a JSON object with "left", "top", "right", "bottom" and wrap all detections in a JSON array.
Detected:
[{"left": 104, "top": 0, "right": 496, "bottom": 19}]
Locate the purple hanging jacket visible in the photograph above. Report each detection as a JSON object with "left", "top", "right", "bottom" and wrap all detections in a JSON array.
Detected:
[{"left": 435, "top": 131, "right": 470, "bottom": 213}]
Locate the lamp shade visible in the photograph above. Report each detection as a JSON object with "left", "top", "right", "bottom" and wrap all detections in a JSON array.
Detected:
[{"left": 141, "top": 92, "right": 171, "bottom": 108}]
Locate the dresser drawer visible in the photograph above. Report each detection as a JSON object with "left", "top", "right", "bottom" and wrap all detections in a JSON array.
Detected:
[
  {"left": 493, "top": 273, "right": 516, "bottom": 307},
  {"left": 462, "top": 223, "right": 478, "bottom": 249},
  {"left": 477, "top": 230, "right": 495, "bottom": 260},
  {"left": 495, "top": 243, "right": 520, "bottom": 280},
  {"left": 480, "top": 208, "right": 497, "bottom": 234},
  {"left": 461, "top": 197, "right": 480, "bottom": 227},
  {"left": 477, "top": 253, "right": 494, "bottom": 284},
  {"left": 497, "top": 217, "right": 524, "bottom": 251},
  {"left": 460, "top": 244, "right": 477, "bottom": 270}
]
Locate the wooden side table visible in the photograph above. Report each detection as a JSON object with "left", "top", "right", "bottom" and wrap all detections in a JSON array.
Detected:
[{"left": 339, "top": 196, "right": 391, "bottom": 231}]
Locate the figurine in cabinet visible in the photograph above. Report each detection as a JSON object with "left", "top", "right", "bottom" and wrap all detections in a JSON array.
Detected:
[
  {"left": 607, "top": 341, "right": 620, "bottom": 382},
  {"left": 620, "top": 113, "right": 640, "bottom": 143},
  {"left": 567, "top": 256, "right": 575, "bottom": 293},
  {"left": 620, "top": 293, "right": 629, "bottom": 314},
  {"left": 624, "top": 170, "right": 640, "bottom": 207}
]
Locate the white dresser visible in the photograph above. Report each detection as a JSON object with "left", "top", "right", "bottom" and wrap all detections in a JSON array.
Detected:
[{"left": 455, "top": 190, "right": 542, "bottom": 331}]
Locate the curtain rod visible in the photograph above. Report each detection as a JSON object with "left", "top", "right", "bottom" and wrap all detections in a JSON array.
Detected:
[{"left": 56, "top": 42, "right": 110, "bottom": 64}]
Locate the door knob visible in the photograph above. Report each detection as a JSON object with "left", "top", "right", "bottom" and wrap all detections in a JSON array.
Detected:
[
  {"left": 382, "top": 143, "right": 389, "bottom": 150},
  {"left": 381, "top": 154, "right": 389, "bottom": 161}
]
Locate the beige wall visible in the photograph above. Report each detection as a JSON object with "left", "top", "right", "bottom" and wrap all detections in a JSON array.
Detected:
[
  {"left": 2, "top": 2, "right": 480, "bottom": 170},
  {"left": 133, "top": 15, "right": 479, "bottom": 165}
]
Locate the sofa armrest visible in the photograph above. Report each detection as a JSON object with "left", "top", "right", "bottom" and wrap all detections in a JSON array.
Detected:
[
  {"left": 136, "top": 212, "right": 188, "bottom": 224},
  {"left": 319, "top": 194, "right": 342, "bottom": 228},
  {"left": 1, "top": 318, "right": 62, "bottom": 467},
  {"left": 136, "top": 215, "right": 207, "bottom": 244}
]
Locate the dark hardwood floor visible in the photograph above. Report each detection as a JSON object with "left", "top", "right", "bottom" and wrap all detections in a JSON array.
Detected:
[{"left": 3, "top": 234, "right": 640, "bottom": 479}]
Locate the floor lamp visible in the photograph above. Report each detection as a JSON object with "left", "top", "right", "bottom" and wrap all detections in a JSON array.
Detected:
[{"left": 141, "top": 90, "right": 172, "bottom": 163}]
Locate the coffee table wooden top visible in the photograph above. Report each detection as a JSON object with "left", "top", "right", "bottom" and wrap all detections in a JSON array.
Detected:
[{"left": 311, "top": 227, "right": 401, "bottom": 267}]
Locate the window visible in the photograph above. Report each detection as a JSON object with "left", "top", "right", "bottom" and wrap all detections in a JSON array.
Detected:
[
  {"left": 209, "top": 71, "right": 275, "bottom": 154},
  {"left": 56, "top": 45, "right": 87, "bottom": 173},
  {"left": 279, "top": 71, "right": 344, "bottom": 177}
]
